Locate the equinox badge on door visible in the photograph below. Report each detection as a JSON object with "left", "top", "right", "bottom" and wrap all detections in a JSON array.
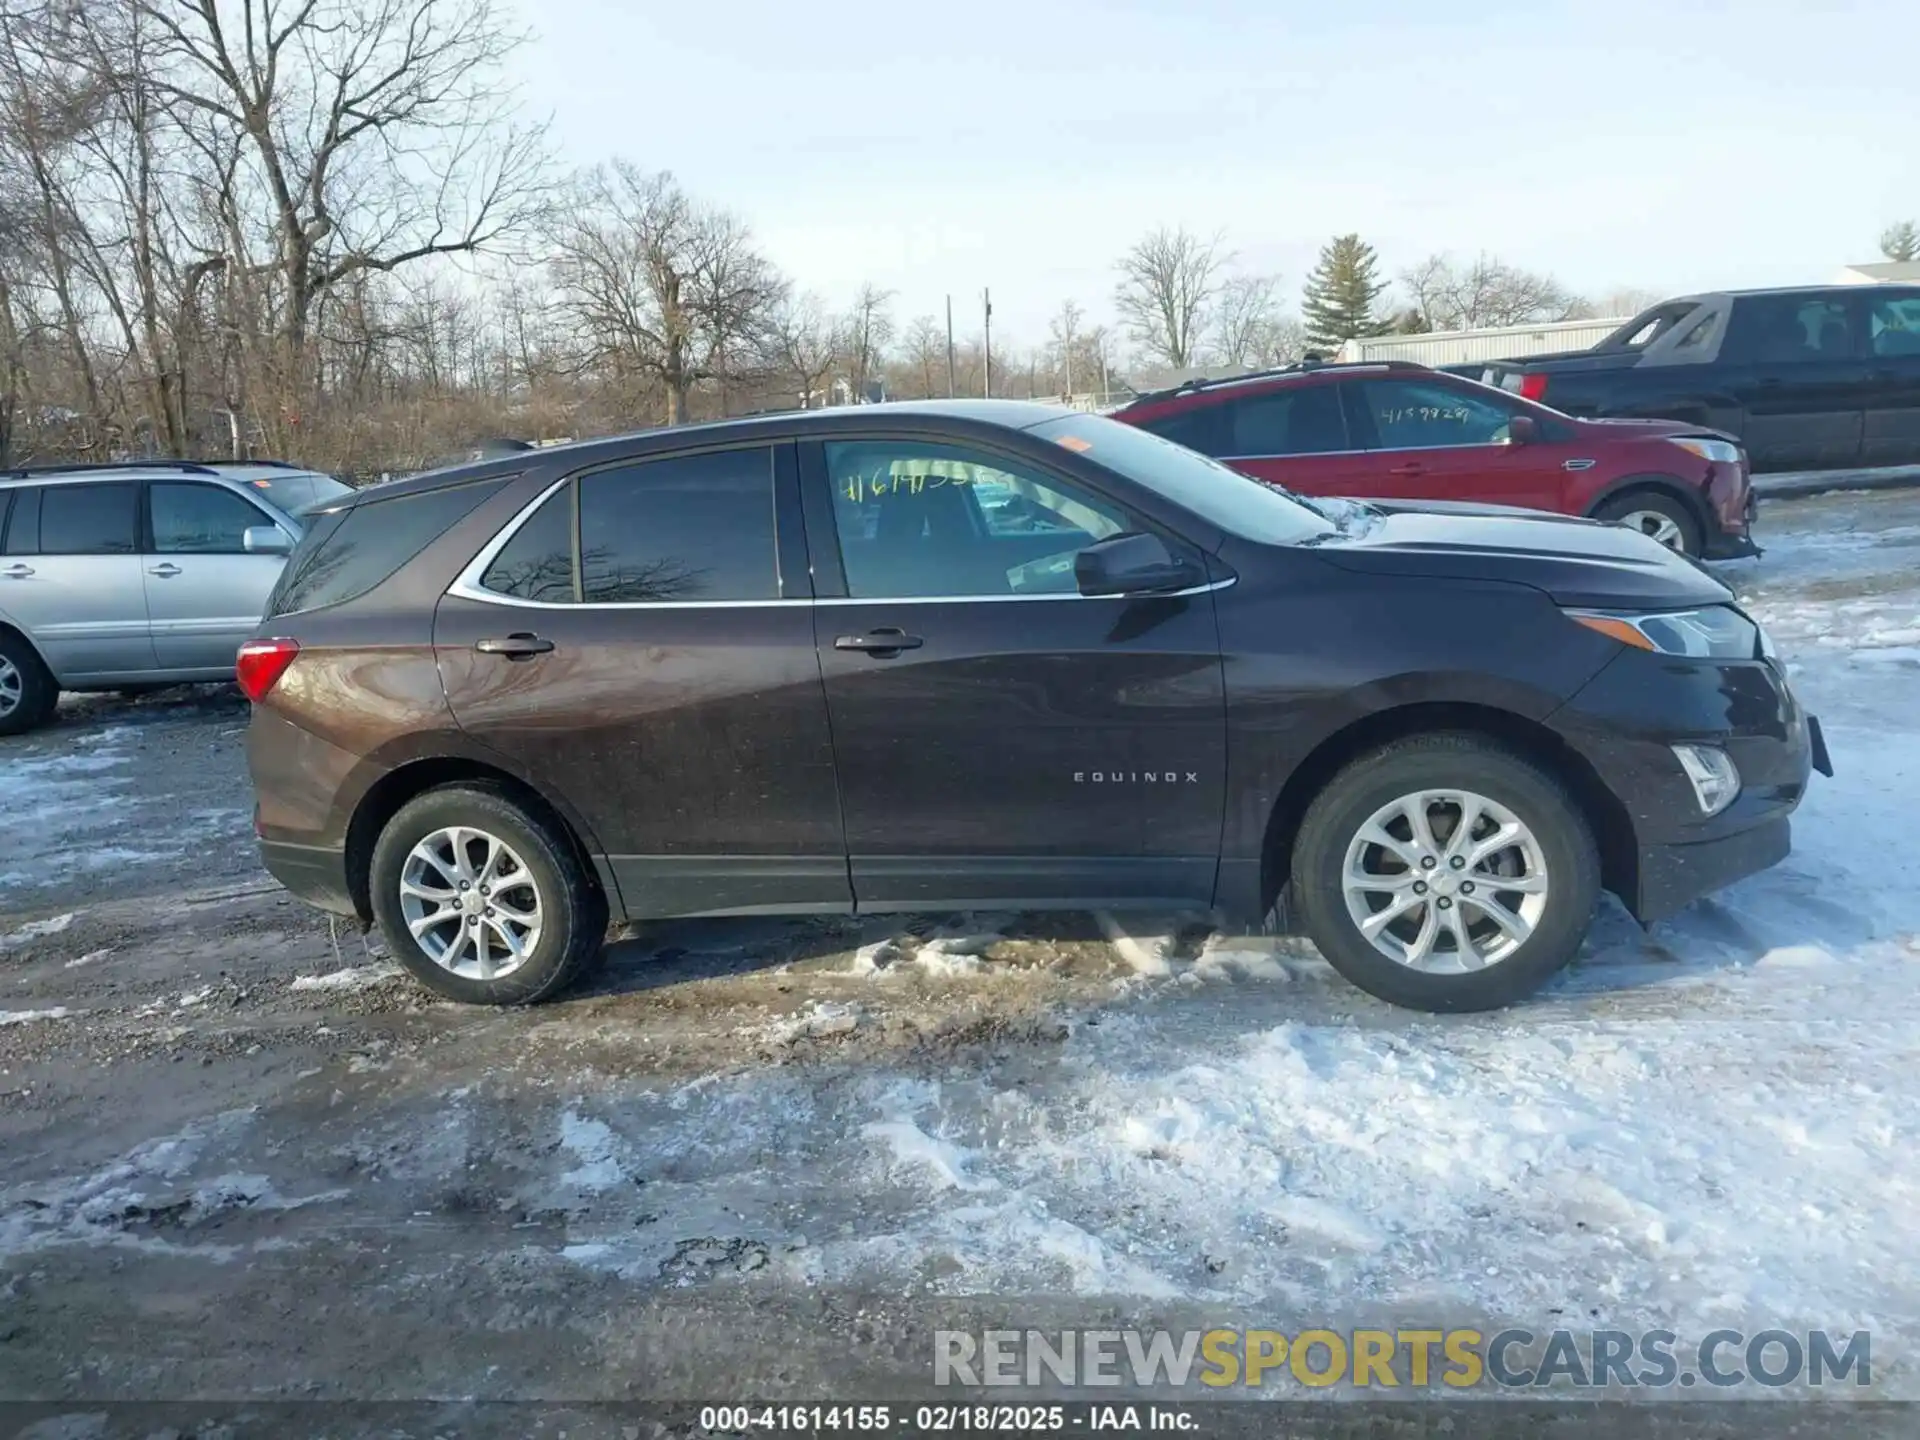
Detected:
[{"left": 1075, "top": 771, "right": 1200, "bottom": 784}]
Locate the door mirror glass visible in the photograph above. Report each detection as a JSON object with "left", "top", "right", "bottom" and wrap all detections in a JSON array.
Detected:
[
  {"left": 1505, "top": 415, "right": 1540, "bottom": 446},
  {"left": 243, "top": 525, "right": 292, "bottom": 555},
  {"left": 1074, "top": 532, "right": 1199, "bottom": 597}
]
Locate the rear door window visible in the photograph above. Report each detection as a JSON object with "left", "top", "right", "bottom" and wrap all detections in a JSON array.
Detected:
[
  {"left": 39, "top": 482, "right": 138, "bottom": 554},
  {"left": 1724, "top": 296, "right": 1859, "bottom": 364},
  {"left": 1136, "top": 406, "right": 1226, "bottom": 457},
  {"left": 266, "top": 478, "right": 506, "bottom": 617},
  {"left": 1222, "top": 384, "right": 1350, "bottom": 455},
  {"left": 576, "top": 448, "right": 779, "bottom": 604},
  {"left": 2, "top": 487, "right": 38, "bottom": 554},
  {"left": 479, "top": 484, "right": 577, "bottom": 603},
  {"left": 1356, "top": 378, "right": 1521, "bottom": 449}
]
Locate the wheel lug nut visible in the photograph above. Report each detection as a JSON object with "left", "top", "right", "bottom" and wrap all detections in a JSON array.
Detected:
[
  {"left": 459, "top": 881, "right": 470, "bottom": 890},
  {"left": 1462, "top": 882, "right": 1475, "bottom": 894},
  {"left": 480, "top": 886, "right": 490, "bottom": 896},
  {"left": 1449, "top": 856, "right": 1465, "bottom": 869},
  {"left": 1413, "top": 882, "right": 1427, "bottom": 895},
  {"left": 1438, "top": 897, "right": 1452, "bottom": 910},
  {"left": 1420, "top": 857, "right": 1437, "bottom": 870}
]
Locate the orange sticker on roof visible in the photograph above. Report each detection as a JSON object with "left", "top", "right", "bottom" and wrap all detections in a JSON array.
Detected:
[{"left": 1053, "top": 434, "right": 1093, "bottom": 453}]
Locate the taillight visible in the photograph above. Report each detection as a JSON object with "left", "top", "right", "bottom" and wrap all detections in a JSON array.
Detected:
[
  {"left": 1519, "top": 373, "right": 1551, "bottom": 402},
  {"left": 236, "top": 638, "right": 300, "bottom": 702}
]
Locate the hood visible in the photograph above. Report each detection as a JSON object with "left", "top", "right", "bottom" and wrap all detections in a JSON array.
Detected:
[
  {"left": 1574, "top": 415, "right": 1739, "bottom": 444},
  {"left": 1311, "top": 499, "right": 1732, "bottom": 610}
]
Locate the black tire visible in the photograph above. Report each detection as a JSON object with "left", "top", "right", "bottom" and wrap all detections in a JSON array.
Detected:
[
  {"left": 0, "top": 630, "right": 58, "bottom": 737},
  {"left": 1591, "top": 489, "right": 1701, "bottom": 557},
  {"left": 369, "top": 783, "right": 608, "bottom": 1005},
  {"left": 1290, "top": 733, "right": 1601, "bottom": 1012}
]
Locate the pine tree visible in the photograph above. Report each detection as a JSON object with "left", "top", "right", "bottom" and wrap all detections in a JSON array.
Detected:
[
  {"left": 1883, "top": 221, "right": 1920, "bottom": 264},
  {"left": 1301, "top": 234, "right": 1388, "bottom": 353}
]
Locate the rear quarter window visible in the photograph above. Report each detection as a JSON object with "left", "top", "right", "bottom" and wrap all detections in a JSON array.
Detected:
[{"left": 266, "top": 478, "right": 506, "bottom": 618}]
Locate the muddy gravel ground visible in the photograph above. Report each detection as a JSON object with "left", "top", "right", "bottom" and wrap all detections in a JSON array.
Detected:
[{"left": 2, "top": 489, "right": 1919, "bottom": 1437}]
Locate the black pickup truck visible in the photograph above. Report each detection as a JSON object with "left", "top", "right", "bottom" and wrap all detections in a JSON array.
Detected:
[{"left": 1454, "top": 285, "right": 1920, "bottom": 474}]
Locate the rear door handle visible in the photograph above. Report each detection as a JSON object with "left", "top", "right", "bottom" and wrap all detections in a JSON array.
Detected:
[
  {"left": 474, "top": 633, "right": 554, "bottom": 659},
  {"left": 1388, "top": 462, "right": 1426, "bottom": 478},
  {"left": 147, "top": 563, "right": 182, "bottom": 578},
  {"left": 834, "top": 628, "right": 923, "bottom": 655},
  {"left": 0, "top": 564, "right": 32, "bottom": 579}
]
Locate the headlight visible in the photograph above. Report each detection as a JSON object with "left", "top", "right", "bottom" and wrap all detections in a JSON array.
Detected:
[
  {"left": 1565, "top": 605, "right": 1759, "bottom": 658},
  {"left": 1670, "top": 436, "right": 1742, "bottom": 466}
]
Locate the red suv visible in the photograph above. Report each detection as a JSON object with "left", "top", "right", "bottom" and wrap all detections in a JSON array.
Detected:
[{"left": 1110, "top": 361, "right": 1758, "bottom": 559}]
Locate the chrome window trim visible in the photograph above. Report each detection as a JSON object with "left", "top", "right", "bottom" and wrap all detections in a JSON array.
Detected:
[{"left": 448, "top": 477, "right": 1237, "bottom": 611}]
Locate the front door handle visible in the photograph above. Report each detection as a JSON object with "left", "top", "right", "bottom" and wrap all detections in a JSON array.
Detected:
[
  {"left": 0, "top": 564, "right": 32, "bottom": 579},
  {"left": 834, "top": 628, "right": 923, "bottom": 655},
  {"left": 474, "top": 633, "right": 554, "bottom": 659},
  {"left": 147, "top": 563, "right": 183, "bottom": 578},
  {"left": 1388, "top": 462, "right": 1426, "bottom": 478}
]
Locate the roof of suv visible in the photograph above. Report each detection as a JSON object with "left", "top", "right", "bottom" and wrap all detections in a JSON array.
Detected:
[
  {"left": 1120, "top": 360, "right": 1436, "bottom": 410},
  {"left": 338, "top": 400, "right": 1078, "bottom": 509}
]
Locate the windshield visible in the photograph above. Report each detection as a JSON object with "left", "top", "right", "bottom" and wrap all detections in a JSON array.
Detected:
[
  {"left": 231, "top": 470, "right": 355, "bottom": 517},
  {"left": 1028, "top": 414, "right": 1335, "bottom": 546}
]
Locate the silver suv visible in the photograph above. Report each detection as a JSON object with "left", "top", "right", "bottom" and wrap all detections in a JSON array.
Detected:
[{"left": 0, "top": 460, "right": 352, "bottom": 734}]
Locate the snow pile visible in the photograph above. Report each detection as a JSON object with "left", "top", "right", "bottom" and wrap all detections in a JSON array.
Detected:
[
  {"left": 0, "top": 912, "right": 75, "bottom": 950},
  {"left": 0, "top": 1006, "right": 73, "bottom": 1026},
  {"left": 289, "top": 963, "right": 402, "bottom": 993},
  {"left": 845, "top": 926, "right": 1008, "bottom": 980}
]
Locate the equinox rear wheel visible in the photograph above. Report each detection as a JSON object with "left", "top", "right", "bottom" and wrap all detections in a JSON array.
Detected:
[
  {"left": 370, "top": 784, "right": 607, "bottom": 1005},
  {"left": 1292, "top": 734, "right": 1600, "bottom": 1011}
]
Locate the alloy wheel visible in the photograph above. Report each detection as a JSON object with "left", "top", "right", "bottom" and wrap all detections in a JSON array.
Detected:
[
  {"left": 1618, "top": 509, "right": 1686, "bottom": 551},
  {"left": 398, "top": 826, "right": 544, "bottom": 980},
  {"left": 1341, "top": 788, "right": 1550, "bottom": 973},
  {"left": 0, "top": 655, "right": 20, "bottom": 717}
]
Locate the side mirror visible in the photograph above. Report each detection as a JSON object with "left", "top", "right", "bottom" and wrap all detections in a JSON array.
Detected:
[
  {"left": 1505, "top": 415, "right": 1540, "bottom": 446},
  {"left": 1074, "top": 532, "right": 1199, "bottom": 598},
  {"left": 243, "top": 525, "right": 292, "bottom": 556}
]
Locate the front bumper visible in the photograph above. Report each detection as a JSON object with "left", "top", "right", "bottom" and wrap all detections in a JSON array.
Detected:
[
  {"left": 1699, "top": 476, "right": 1761, "bottom": 560},
  {"left": 1555, "top": 651, "right": 1820, "bottom": 924}
]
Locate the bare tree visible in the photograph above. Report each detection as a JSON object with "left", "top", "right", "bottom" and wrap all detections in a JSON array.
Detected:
[
  {"left": 1046, "top": 299, "right": 1084, "bottom": 394},
  {"left": 545, "top": 163, "right": 778, "bottom": 424},
  {"left": 1114, "top": 226, "right": 1224, "bottom": 369},
  {"left": 1400, "top": 253, "right": 1581, "bottom": 332},
  {"left": 769, "top": 292, "right": 840, "bottom": 408},
  {"left": 130, "top": 0, "right": 550, "bottom": 444},
  {"left": 1212, "top": 272, "right": 1280, "bottom": 368},
  {"left": 896, "top": 314, "right": 946, "bottom": 399},
  {"left": 841, "top": 282, "right": 893, "bottom": 401}
]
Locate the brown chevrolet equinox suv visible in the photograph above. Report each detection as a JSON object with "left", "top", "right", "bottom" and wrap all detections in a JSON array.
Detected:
[{"left": 244, "top": 401, "right": 1821, "bottom": 1013}]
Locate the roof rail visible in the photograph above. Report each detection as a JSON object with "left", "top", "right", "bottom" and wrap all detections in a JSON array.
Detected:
[
  {"left": 1126, "top": 357, "right": 1434, "bottom": 406},
  {"left": 1, "top": 459, "right": 222, "bottom": 478},
  {"left": 210, "top": 457, "right": 302, "bottom": 469}
]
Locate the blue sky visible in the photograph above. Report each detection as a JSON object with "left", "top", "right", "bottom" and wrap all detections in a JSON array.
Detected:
[{"left": 504, "top": 0, "right": 1919, "bottom": 343}]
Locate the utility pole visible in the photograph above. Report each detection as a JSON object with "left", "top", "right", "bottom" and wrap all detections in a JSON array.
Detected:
[
  {"left": 982, "top": 288, "right": 993, "bottom": 399},
  {"left": 945, "top": 295, "right": 956, "bottom": 398}
]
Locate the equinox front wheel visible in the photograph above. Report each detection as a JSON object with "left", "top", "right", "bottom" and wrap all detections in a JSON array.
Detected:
[{"left": 1292, "top": 734, "right": 1600, "bottom": 1011}]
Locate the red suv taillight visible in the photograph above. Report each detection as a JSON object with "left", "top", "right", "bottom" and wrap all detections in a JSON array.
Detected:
[
  {"left": 1518, "top": 373, "right": 1551, "bottom": 402},
  {"left": 236, "top": 638, "right": 300, "bottom": 702}
]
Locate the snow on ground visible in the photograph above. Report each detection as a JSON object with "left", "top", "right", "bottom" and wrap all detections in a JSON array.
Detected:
[{"left": 545, "top": 500, "right": 1920, "bottom": 1379}]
